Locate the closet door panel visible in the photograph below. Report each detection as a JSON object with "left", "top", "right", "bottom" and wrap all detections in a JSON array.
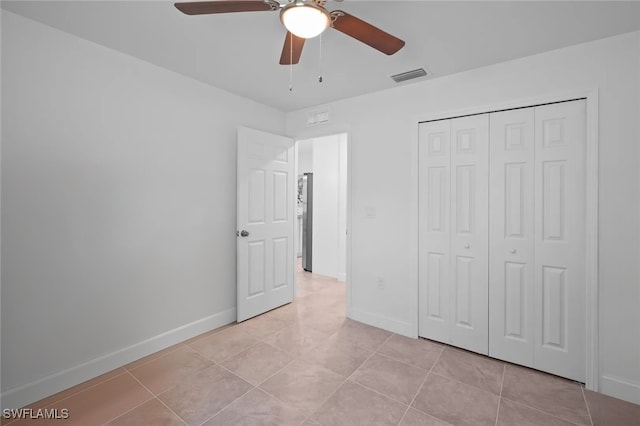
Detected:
[
  {"left": 450, "top": 114, "right": 489, "bottom": 355},
  {"left": 418, "top": 120, "right": 451, "bottom": 343},
  {"left": 534, "top": 100, "right": 586, "bottom": 382},
  {"left": 489, "top": 108, "right": 535, "bottom": 366}
]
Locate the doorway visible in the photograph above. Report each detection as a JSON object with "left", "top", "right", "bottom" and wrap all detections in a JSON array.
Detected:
[{"left": 295, "top": 133, "right": 349, "bottom": 286}]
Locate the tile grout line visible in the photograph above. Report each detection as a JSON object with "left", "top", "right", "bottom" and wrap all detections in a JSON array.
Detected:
[
  {"left": 97, "top": 372, "right": 167, "bottom": 426},
  {"left": 396, "top": 343, "right": 454, "bottom": 426},
  {"left": 196, "top": 370, "right": 258, "bottom": 426},
  {"left": 499, "top": 396, "right": 589, "bottom": 426},
  {"left": 190, "top": 360, "right": 282, "bottom": 426},
  {"left": 99, "top": 397, "right": 156, "bottom": 426},
  {"left": 15, "top": 338, "right": 216, "bottom": 425},
  {"left": 127, "top": 319, "right": 237, "bottom": 373},
  {"left": 302, "top": 331, "right": 396, "bottom": 424},
  {"left": 123, "top": 343, "right": 187, "bottom": 372},
  {"left": 497, "top": 363, "right": 595, "bottom": 423},
  {"left": 186, "top": 334, "right": 262, "bottom": 365},
  {"left": 248, "top": 322, "right": 368, "bottom": 425},
  {"left": 12, "top": 329, "right": 244, "bottom": 424},
  {"left": 426, "top": 365, "right": 503, "bottom": 399},
  {"left": 257, "top": 346, "right": 344, "bottom": 425},
  {"left": 494, "top": 363, "right": 506, "bottom": 426},
  {"left": 201, "top": 357, "right": 302, "bottom": 425},
  {"left": 348, "top": 376, "right": 412, "bottom": 408},
  {"left": 120, "top": 370, "right": 188, "bottom": 426},
  {"left": 581, "top": 386, "right": 595, "bottom": 426},
  {"left": 374, "top": 348, "right": 436, "bottom": 373},
  {"left": 36, "top": 370, "right": 130, "bottom": 411}
]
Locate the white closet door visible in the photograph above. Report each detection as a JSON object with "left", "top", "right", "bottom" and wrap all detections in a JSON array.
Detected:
[
  {"left": 489, "top": 108, "right": 535, "bottom": 366},
  {"left": 418, "top": 120, "right": 451, "bottom": 343},
  {"left": 449, "top": 114, "right": 489, "bottom": 354},
  {"left": 534, "top": 100, "right": 586, "bottom": 382}
]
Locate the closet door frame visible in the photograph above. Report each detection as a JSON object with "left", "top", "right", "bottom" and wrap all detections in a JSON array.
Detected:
[{"left": 411, "top": 89, "right": 599, "bottom": 391}]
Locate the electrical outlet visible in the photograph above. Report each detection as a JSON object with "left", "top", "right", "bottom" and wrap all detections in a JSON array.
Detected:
[
  {"left": 365, "top": 207, "right": 377, "bottom": 219},
  {"left": 377, "top": 277, "right": 385, "bottom": 290}
]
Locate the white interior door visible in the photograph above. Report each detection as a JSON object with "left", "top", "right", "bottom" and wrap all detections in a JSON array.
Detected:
[
  {"left": 237, "top": 127, "right": 295, "bottom": 322},
  {"left": 534, "top": 101, "right": 586, "bottom": 382},
  {"left": 449, "top": 114, "right": 489, "bottom": 354},
  {"left": 489, "top": 108, "right": 535, "bottom": 366},
  {"left": 418, "top": 119, "right": 451, "bottom": 343}
]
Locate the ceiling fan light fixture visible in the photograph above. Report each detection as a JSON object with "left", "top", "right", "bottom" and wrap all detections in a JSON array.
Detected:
[{"left": 280, "top": 1, "right": 330, "bottom": 39}]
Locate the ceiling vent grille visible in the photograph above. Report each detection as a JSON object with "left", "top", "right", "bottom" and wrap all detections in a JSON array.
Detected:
[{"left": 391, "top": 68, "right": 427, "bottom": 83}]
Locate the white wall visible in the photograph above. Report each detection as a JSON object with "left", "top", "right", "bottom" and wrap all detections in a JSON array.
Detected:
[
  {"left": 337, "top": 134, "right": 347, "bottom": 283},
  {"left": 299, "top": 134, "right": 347, "bottom": 281},
  {"left": 297, "top": 139, "right": 313, "bottom": 175},
  {"left": 1, "top": 11, "right": 285, "bottom": 408},
  {"left": 286, "top": 31, "right": 640, "bottom": 403}
]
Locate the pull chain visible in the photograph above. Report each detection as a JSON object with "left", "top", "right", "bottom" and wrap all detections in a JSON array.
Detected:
[
  {"left": 318, "top": 33, "right": 323, "bottom": 83},
  {"left": 289, "top": 33, "right": 294, "bottom": 91}
]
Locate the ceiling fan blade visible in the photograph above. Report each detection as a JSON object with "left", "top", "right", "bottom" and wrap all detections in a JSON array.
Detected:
[
  {"left": 279, "top": 32, "right": 305, "bottom": 65},
  {"left": 331, "top": 10, "right": 405, "bottom": 55},
  {"left": 175, "top": 1, "right": 279, "bottom": 15}
]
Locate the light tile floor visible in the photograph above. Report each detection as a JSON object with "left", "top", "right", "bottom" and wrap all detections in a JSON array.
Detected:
[{"left": 4, "top": 263, "right": 640, "bottom": 426}]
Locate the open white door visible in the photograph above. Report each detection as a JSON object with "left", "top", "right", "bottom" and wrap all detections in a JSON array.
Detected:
[{"left": 237, "top": 127, "right": 295, "bottom": 322}]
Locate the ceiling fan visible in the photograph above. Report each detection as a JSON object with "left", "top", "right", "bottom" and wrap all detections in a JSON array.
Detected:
[{"left": 174, "top": 0, "right": 405, "bottom": 65}]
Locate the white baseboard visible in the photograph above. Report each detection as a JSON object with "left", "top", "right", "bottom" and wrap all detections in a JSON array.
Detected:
[
  {"left": 599, "top": 375, "right": 640, "bottom": 405},
  {"left": 1, "top": 308, "right": 236, "bottom": 410},
  {"left": 337, "top": 273, "right": 347, "bottom": 283},
  {"left": 349, "top": 307, "right": 415, "bottom": 338}
]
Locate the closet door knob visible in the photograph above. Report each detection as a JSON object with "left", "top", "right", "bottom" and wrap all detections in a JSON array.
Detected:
[
  {"left": 464, "top": 243, "right": 470, "bottom": 249},
  {"left": 510, "top": 248, "right": 517, "bottom": 254}
]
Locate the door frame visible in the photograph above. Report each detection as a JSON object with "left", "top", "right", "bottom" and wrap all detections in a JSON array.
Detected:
[
  {"left": 410, "top": 89, "right": 599, "bottom": 391},
  {"left": 292, "top": 128, "right": 353, "bottom": 316}
]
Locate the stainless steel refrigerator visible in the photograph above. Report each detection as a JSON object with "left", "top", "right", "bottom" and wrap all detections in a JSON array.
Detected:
[{"left": 301, "top": 173, "right": 313, "bottom": 272}]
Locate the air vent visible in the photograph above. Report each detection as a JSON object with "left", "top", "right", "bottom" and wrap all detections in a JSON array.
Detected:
[{"left": 391, "top": 68, "right": 427, "bottom": 83}]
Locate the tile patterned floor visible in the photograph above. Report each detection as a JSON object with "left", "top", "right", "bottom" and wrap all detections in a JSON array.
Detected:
[{"left": 4, "top": 263, "right": 640, "bottom": 426}]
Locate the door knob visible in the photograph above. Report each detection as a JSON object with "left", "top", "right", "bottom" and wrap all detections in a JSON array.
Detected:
[
  {"left": 239, "top": 230, "right": 249, "bottom": 237},
  {"left": 510, "top": 248, "right": 517, "bottom": 254},
  {"left": 464, "top": 243, "right": 470, "bottom": 249}
]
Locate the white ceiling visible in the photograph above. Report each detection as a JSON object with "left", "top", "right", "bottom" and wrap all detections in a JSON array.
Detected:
[{"left": 4, "top": 1, "right": 640, "bottom": 112}]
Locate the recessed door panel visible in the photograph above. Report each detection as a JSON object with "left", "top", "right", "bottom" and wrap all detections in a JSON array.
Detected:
[
  {"left": 543, "top": 119, "right": 567, "bottom": 148},
  {"left": 542, "top": 161, "right": 566, "bottom": 242},
  {"left": 456, "top": 165, "right": 475, "bottom": 234},
  {"left": 456, "top": 129, "right": 476, "bottom": 154},
  {"left": 428, "top": 167, "right": 446, "bottom": 232},
  {"left": 505, "top": 163, "right": 526, "bottom": 239},
  {"left": 248, "top": 241, "right": 265, "bottom": 297},
  {"left": 505, "top": 262, "right": 526, "bottom": 340},
  {"left": 455, "top": 256, "right": 473, "bottom": 328},
  {"left": 542, "top": 266, "right": 567, "bottom": 349},
  {"left": 248, "top": 169, "right": 266, "bottom": 224},
  {"left": 273, "top": 171, "right": 288, "bottom": 223},
  {"left": 427, "top": 252, "right": 445, "bottom": 319},
  {"left": 428, "top": 133, "right": 447, "bottom": 156},
  {"left": 273, "top": 144, "right": 289, "bottom": 163},
  {"left": 273, "top": 237, "right": 288, "bottom": 290}
]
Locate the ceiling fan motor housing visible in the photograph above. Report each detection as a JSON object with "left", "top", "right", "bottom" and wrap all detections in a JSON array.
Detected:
[{"left": 280, "top": 0, "right": 331, "bottom": 39}]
